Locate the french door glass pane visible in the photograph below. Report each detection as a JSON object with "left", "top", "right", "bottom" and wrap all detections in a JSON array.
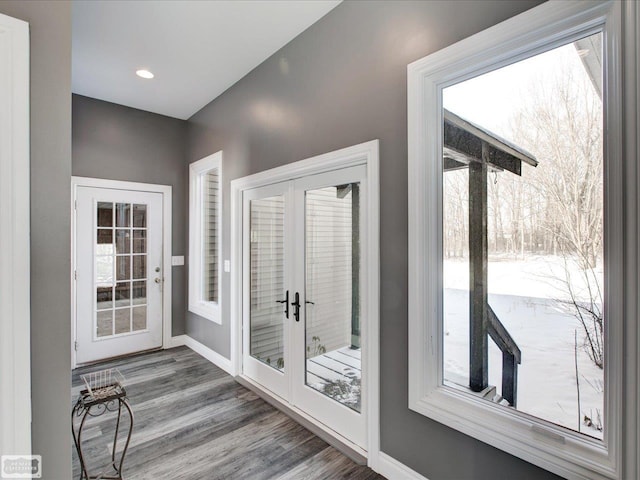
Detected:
[
  {"left": 97, "top": 310, "right": 113, "bottom": 337},
  {"left": 116, "top": 257, "right": 130, "bottom": 281},
  {"left": 132, "top": 306, "right": 147, "bottom": 331},
  {"left": 97, "top": 202, "right": 113, "bottom": 227},
  {"left": 116, "top": 203, "right": 131, "bottom": 227},
  {"left": 133, "top": 255, "right": 146, "bottom": 279},
  {"left": 115, "top": 282, "right": 130, "bottom": 307},
  {"left": 114, "top": 308, "right": 131, "bottom": 335},
  {"left": 249, "top": 195, "right": 285, "bottom": 371},
  {"left": 95, "top": 200, "right": 149, "bottom": 339},
  {"left": 116, "top": 229, "right": 130, "bottom": 254},
  {"left": 133, "top": 204, "right": 147, "bottom": 228},
  {"left": 96, "top": 286, "right": 113, "bottom": 310},
  {"left": 132, "top": 281, "right": 146, "bottom": 305},
  {"left": 133, "top": 230, "right": 146, "bottom": 253},
  {"left": 305, "top": 183, "right": 361, "bottom": 412}
]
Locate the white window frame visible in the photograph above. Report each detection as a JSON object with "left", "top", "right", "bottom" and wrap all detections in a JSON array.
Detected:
[
  {"left": 407, "top": 1, "right": 639, "bottom": 479},
  {"left": 189, "top": 151, "right": 223, "bottom": 324}
]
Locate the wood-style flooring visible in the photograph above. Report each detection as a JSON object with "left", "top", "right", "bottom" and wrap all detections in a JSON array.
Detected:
[{"left": 72, "top": 346, "right": 385, "bottom": 480}]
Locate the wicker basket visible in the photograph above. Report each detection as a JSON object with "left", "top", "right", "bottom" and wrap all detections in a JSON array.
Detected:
[{"left": 80, "top": 368, "right": 125, "bottom": 400}]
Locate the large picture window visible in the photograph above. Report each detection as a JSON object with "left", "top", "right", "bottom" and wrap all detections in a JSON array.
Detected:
[
  {"left": 189, "top": 151, "right": 222, "bottom": 323},
  {"left": 442, "top": 31, "right": 604, "bottom": 437},
  {"left": 408, "top": 2, "right": 638, "bottom": 479}
]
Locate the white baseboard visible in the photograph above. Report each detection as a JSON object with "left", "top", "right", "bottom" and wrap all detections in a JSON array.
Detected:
[
  {"left": 375, "top": 451, "right": 429, "bottom": 480},
  {"left": 169, "top": 335, "right": 233, "bottom": 375},
  {"left": 169, "top": 335, "right": 187, "bottom": 348}
]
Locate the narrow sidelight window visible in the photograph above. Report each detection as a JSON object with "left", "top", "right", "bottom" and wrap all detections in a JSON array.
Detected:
[{"left": 189, "top": 151, "right": 222, "bottom": 323}]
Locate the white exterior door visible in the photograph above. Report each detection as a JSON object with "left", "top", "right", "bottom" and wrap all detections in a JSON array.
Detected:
[
  {"left": 242, "top": 165, "right": 367, "bottom": 449},
  {"left": 75, "top": 186, "right": 164, "bottom": 364}
]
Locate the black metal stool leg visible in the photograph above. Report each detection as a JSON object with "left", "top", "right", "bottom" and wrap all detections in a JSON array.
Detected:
[
  {"left": 111, "top": 399, "right": 122, "bottom": 473},
  {"left": 116, "top": 398, "right": 134, "bottom": 478},
  {"left": 71, "top": 401, "right": 92, "bottom": 480}
]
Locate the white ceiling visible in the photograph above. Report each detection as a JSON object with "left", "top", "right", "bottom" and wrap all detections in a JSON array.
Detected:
[{"left": 72, "top": 0, "right": 341, "bottom": 120}]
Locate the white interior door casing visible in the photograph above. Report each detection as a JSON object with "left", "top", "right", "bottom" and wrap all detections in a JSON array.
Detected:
[
  {"left": 0, "top": 11, "right": 30, "bottom": 457},
  {"left": 75, "top": 186, "right": 164, "bottom": 364}
]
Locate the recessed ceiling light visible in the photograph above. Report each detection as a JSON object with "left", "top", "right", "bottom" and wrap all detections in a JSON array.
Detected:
[{"left": 136, "top": 69, "right": 154, "bottom": 79}]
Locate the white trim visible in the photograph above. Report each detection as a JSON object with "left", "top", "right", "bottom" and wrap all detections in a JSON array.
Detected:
[
  {"left": 188, "top": 152, "right": 222, "bottom": 324},
  {"left": 70, "top": 176, "right": 173, "bottom": 368},
  {"left": 169, "top": 334, "right": 187, "bottom": 348},
  {"left": 230, "top": 140, "right": 380, "bottom": 463},
  {"left": 407, "top": 1, "right": 636, "bottom": 479},
  {"left": 178, "top": 334, "right": 234, "bottom": 376},
  {"left": 375, "top": 452, "right": 430, "bottom": 480},
  {"left": 622, "top": 2, "right": 640, "bottom": 478},
  {"left": 0, "top": 12, "right": 30, "bottom": 457}
]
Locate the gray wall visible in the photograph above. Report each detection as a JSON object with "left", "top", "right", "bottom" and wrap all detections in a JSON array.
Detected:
[
  {"left": 186, "top": 1, "right": 560, "bottom": 478},
  {"left": 73, "top": 94, "right": 188, "bottom": 336},
  {"left": 0, "top": 1, "right": 73, "bottom": 478}
]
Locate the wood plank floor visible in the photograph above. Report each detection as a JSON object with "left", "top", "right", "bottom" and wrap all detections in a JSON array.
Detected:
[{"left": 72, "top": 347, "right": 385, "bottom": 480}]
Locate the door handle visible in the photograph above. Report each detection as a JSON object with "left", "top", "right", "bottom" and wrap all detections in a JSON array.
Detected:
[
  {"left": 291, "top": 292, "right": 301, "bottom": 322},
  {"left": 276, "top": 290, "right": 289, "bottom": 319}
]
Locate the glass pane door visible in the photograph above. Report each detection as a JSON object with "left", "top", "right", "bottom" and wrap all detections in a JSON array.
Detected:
[
  {"left": 304, "top": 183, "right": 362, "bottom": 412},
  {"left": 95, "top": 201, "right": 149, "bottom": 338},
  {"left": 249, "top": 195, "right": 286, "bottom": 371}
]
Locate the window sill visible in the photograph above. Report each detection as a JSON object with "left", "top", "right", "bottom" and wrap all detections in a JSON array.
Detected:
[
  {"left": 409, "top": 385, "right": 615, "bottom": 480},
  {"left": 188, "top": 301, "right": 221, "bottom": 325}
]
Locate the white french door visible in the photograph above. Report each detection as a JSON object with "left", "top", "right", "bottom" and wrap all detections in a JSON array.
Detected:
[
  {"left": 243, "top": 180, "right": 291, "bottom": 400},
  {"left": 242, "top": 165, "right": 367, "bottom": 449},
  {"left": 75, "top": 186, "right": 164, "bottom": 364}
]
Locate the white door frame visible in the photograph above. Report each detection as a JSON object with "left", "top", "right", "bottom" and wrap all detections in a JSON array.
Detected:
[
  {"left": 0, "top": 12, "right": 30, "bottom": 457},
  {"left": 230, "top": 140, "right": 380, "bottom": 463},
  {"left": 71, "top": 177, "right": 172, "bottom": 368}
]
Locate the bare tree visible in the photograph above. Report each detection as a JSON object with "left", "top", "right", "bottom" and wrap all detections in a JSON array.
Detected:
[
  {"left": 510, "top": 52, "right": 603, "bottom": 268},
  {"left": 444, "top": 169, "right": 469, "bottom": 258},
  {"left": 508, "top": 47, "right": 604, "bottom": 368}
]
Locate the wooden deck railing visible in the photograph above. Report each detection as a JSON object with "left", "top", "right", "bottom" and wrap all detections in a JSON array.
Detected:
[{"left": 487, "top": 305, "right": 522, "bottom": 407}]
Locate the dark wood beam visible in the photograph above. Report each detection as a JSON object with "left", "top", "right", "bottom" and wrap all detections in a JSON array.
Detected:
[
  {"left": 468, "top": 141, "right": 490, "bottom": 392},
  {"left": 443, "top": 118, "right": 533, "bottom": 176}
]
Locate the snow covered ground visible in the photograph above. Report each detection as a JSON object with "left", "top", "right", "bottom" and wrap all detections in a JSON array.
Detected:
[{"left": 443, "top": 256, "right": 604, "bottom": 439}]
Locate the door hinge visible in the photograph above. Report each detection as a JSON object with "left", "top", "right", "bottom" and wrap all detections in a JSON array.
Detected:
[
  {"left": 74, "top": 341, "right": 78, "bottom": 351},
  {"left": 74, "top": 270, "right": 77, "bottom": 280},
  {"left": 74, "top": 200, "right": 77, "bottom": 210}
]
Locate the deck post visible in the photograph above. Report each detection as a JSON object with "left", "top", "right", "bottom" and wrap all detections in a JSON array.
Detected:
[
  {"left": 502, "top": 351, "right": 518, "bottom": 407},
  {"left": 351, "top": 183, "right": 361, "bottom": 349},
  {"left": 469, "top": 142, "right": 489, "bottom": 392}
]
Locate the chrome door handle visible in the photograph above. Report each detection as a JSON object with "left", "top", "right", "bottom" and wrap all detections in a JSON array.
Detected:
[{"left": 154, "top": 277, "right": 162, "bottom": 284}]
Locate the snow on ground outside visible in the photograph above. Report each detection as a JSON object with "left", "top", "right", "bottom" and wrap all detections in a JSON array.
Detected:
[{"left": 444, "top": 256, "right": 604, "bottom": 439}]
